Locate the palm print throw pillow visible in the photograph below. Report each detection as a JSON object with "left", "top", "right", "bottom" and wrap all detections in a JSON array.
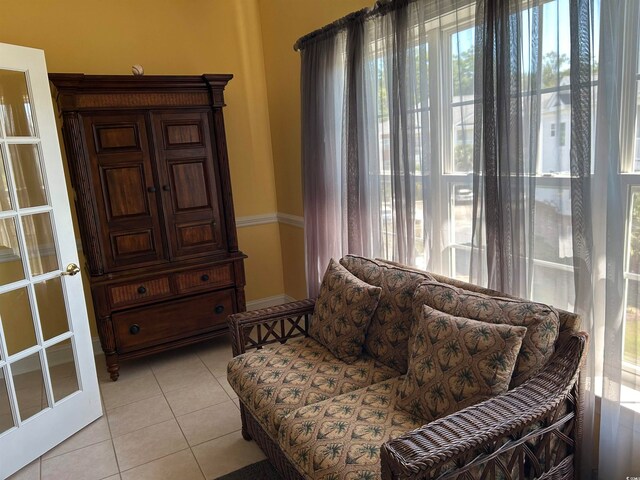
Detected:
[
  {"left": 309, "top": 259, "right": 382, "bottom": 363},
  {"left": 397, "top": 305, "right": 526, "bottom": 422}
]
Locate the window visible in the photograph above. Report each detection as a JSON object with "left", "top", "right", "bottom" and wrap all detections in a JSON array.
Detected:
[
  {"left": 625, "top": 190, "right": 640, "bottom": 373},
  {"left": 622, "top": 16, "right": 640, "bottom": 378},
  {"left": 371, "top": 14, "right": 477, "bottom": 276},
  {"left": 368, "top": 0, "right": 577, "bottom": 288},
  {"left": 360, "top": 0, "right": 639, "bottom": 381}
]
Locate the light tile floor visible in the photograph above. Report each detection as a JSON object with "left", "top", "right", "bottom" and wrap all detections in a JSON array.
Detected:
[{"left": 8, "top": 335, "right": 265, "bottom": 480}]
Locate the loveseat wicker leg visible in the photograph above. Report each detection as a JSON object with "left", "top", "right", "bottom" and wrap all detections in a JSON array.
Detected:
[{"left": 239, "top": 403, "right": 253, "bottom": 441}]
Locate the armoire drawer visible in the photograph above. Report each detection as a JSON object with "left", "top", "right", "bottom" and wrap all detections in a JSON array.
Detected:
[
  {"left": 113, "top": 289, "right": 235, "bottom": 353},
  {"left": 108, "top": 275, "right": 173, "bottom": 308},
  {"left": 173, "top": 263, "right": 234, "bottom": 294}
]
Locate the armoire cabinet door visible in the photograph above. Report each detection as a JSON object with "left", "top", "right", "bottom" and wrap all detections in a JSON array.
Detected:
[
  {"left": 152, "top": 111, "right": 225, "bottom": 258},
  {"left": 82, "top": 113, "right": 167, "bottom": 270}
]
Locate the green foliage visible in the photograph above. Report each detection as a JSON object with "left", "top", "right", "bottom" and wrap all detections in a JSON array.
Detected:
[
  {"left": 451, "top": 48, "right": 575, "bottom": 94},
  {"left": 454, "top": 144, "right": 473, "bottom": 171},
  {"left": 452, "top": 47, "right": 475, "bottom": 97},
  {"left": 541, "top": 52, "right": 570, "bottom": 88}
]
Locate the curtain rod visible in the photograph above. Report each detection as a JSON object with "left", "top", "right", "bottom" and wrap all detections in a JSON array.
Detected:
[
  {"left": 293, "top": 7, "right": 370, "bottom": 52},
  {"left": 293, "top": 0, "right": 410, "bottom": 51}
]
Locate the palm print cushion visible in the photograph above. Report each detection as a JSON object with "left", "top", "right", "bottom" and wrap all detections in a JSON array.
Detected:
[
  {"left": 227, "top": 337, "right": 401, "bottom": 439},
  {"left": 426, "top": 270, "right": 581, "bottom": 335},
  {"left": 396, "top": 305, "right": 526, "bottom": 422},
  {"left": 278, "top": 377, "right": 423, "bottom": 480},
  {"left": 340, "top": 255, "right": 435, "bottom": 373},
  {"left": 377, "top": 259, "right": 581, "bottom": 336},
  {"left": 414, "top": 281, "right": 560, "bottom": 387},
  {"left": 310, "top": 259, "right": 382, "bottom": 363}
]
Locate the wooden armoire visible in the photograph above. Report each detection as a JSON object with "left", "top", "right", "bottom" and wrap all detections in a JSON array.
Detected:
[{"left": 49, "top": 74, "right": 246, "bottom": 381}]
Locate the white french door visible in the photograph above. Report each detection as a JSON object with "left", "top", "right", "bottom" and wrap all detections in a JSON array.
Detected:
[{"left": 0, "top": 43, "right": 101, "bottom": 478}]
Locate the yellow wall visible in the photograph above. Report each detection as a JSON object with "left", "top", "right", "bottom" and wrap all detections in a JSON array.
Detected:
[
  {"left": 0, "top": 0, "right": 286, "bottom": 340},
  {"left": 258, "top": 0, "right": 372, "bottom": 299},
  {"left": 278, "top": 223, "right": 307, "bottom": 300},
  {"left": 0, "top": 0, "right": 376, "bottom": 347}
]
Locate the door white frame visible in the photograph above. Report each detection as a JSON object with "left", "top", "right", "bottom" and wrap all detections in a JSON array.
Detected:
[{"left": 0, "top": 43, "right": 102, "bottom": 479}]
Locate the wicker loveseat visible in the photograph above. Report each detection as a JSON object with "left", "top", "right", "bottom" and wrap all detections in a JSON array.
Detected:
[{"left": 227, "top": 256, "right": 588, "bottom": 480}]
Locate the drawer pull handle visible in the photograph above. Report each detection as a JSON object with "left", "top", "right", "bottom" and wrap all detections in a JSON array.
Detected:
[
  {"left": 200, "top": 274, "right": 210, "bottom": 282},
  {"left": 162, "top": 185, "right": 170, "bottom": 192},
  {"left": 147, "top": 186, "right": 157, "bottom": 193},
  {"left": 129, "top": 324, "right": 141, "bottom": 335},
  {"left": 137, "top": 286, "right": 147, "bottom": 294},
  {"left": 214, "top": 305, "right": 225, "bottom": 314}
]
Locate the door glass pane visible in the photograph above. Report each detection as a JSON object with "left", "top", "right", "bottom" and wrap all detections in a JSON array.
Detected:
[
  {"left": 12, "top": 353, "right": 45, "bottom": 421},
  {"left": 1, "top": 287, "right": 36, "bottom": 356},
  {"left": 35, "top": 277, "right": 69, "bottom": 341},
  {"left": 22, "top": 212, "right": 57, "bottom": 276},
  {"left": 8, "top": 144, "right": 46, "bottom": 208},
  {"left": 0, "top": 149, "right": 12, "bottom": 210},
  {"left": 0, "top": 70, "right": 36, "bottom": 137},
  {"left": 0, "top": 217, "right": 25, "bottom": 285},
  {"left": 0, "top": 367, "right": 14, "bottom": 434},
  {"left": 46, "top": 339, "right": 79, "bottom": 403}
]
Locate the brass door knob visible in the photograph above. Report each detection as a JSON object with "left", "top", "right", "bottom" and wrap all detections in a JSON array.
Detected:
[{"left": 61, "top": 263, "right": 81, "bottom": 276}]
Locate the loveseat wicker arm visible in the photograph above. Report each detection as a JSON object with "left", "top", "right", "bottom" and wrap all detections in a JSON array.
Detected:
[
  {"left": 381, "top": 332, "right": 588, "bottom": 480},
  {"left": 228, "top": 298, "right": 316, "bottom": 357}
]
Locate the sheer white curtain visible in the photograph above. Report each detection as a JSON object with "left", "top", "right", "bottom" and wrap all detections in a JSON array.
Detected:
[
  {"left": 301, "top": 0, "right": 475, "bottom": 296},
  {"left": 587, "top": 0, "right": 640, "bottom": 476},
  {"left": 301, "top": 26, "right": 349, "bottom": 297}
]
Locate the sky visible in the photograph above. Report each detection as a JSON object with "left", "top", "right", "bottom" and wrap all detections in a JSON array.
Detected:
[{"left": 451, "top": 0, "right": 601, "bottom": 72}]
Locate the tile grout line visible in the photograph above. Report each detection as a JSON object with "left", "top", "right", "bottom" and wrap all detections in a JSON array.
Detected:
[
  {"left": 103, "top": 400, "right": 123, "bottom": 478},
  {"left": 41, "top": 371, "right": 160, "bottom": 463},
  {"left": 149, "top": 361, "right": 206, "bottom": 479},
  {"left": 103, "top": 367, "right": 234, "bottom": 443},
  {"left": 28, "top": 343, "right": 236, "bottom": 479},
  {"left": 112, "top": 364, "right": 161, "bottom": 477},
  {"left": 116, "top": 447, "right": 194, "bottom": 478},
  {"left": 194, "top": 343, "right": 246, "bottom": 479},
  {"left": 105, "top": 364, "right": 190, "bottom": 477},
  {"left": 160, "top": 358, "right": 228, "bottom": 480}
]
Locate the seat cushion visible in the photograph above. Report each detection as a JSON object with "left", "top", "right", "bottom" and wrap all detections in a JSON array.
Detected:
[
  {"left": 396, "top": 305, "right": 526, "bottom": 421},
  {"left": 309, "top": 259, "right": 382, "bottom": 363},
  {"left": 278, "top": 377, "right": 424, "bottom": 480},
  {"left": 414, "top": 281, "right": 560, "bottom": 387},
  {"left": 340, "top": 255, "right": 435, "bottom": 373},
  {"left": 227, "top": 337, "right": 401, "bottom": 439}
]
